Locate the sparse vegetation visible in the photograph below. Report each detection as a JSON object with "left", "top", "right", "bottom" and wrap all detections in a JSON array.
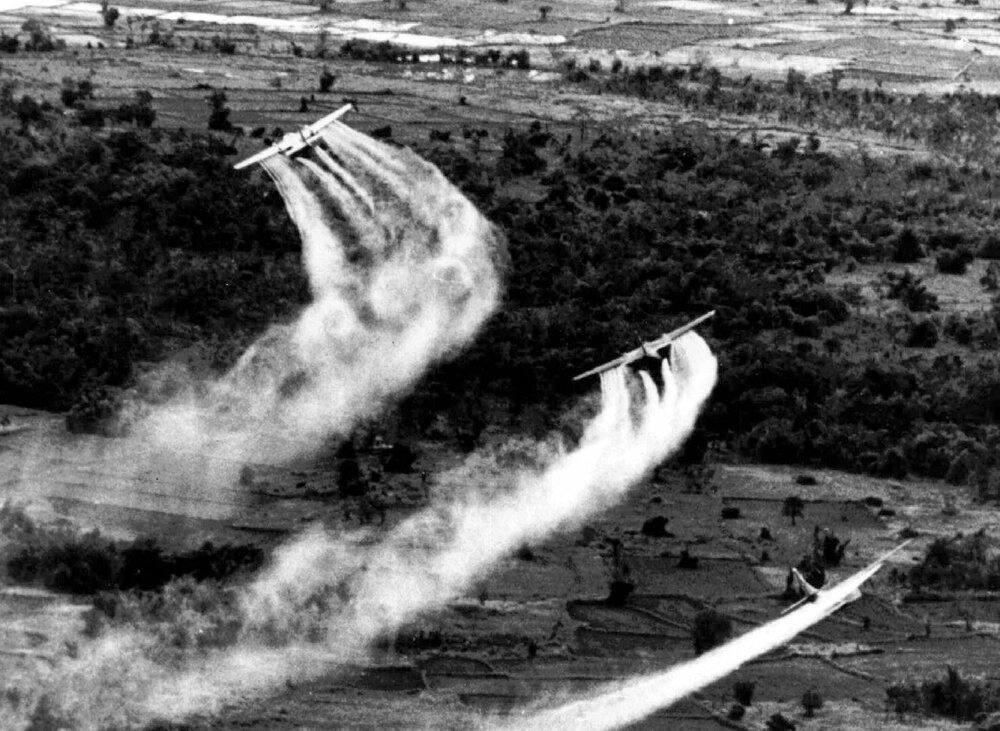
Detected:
[
  {"left": 99, "top": 2, "right": 120, "bottom": 29},
  {"left": 2, "top": 504, "right": 263, "bottom": 594},
  {"left": 887, "top": 666, "right": 1000, "bottom": 721},
  {"left": 801, "top": 688, "right": 823, "bottom": 717},
  {"left": 733, "top": 680, "right": 755, "bottom": 706},
  {"left": 782, "top": 496, "right": 804, "bottom": 526},
  {"left": 692, "top": 609, "right": 732, "bottom": 654},
  {"left": 319, "top": 66, "right": 337, "bottom": 92}
]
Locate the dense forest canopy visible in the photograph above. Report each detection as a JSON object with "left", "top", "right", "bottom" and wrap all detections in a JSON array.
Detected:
[{"left": 5, "top": 70, "right": 1000, "bottom": 487}]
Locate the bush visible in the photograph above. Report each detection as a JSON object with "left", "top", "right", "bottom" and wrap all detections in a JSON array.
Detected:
[
  {"left": 641, "top": 515, "right": 670, "bottom": 537},
  {"left": 907, "top": 318, "right": 939, "bottom": 348},
  {"left": 766, "top": 712, "right": 796, "bottom": 730},
  {"left": 783, "top": 495, "right": 805, "bottom": 525},
  {"left": 318, "top": 67, "right": 336, "bottom": 92},
  {"left": 802, "top": 688, "right": 823, "bottom": 716},
  {"left": 893, "top": 228, "right": 924, "bottom": 263},
  {"left": 692, "top": 609, "right": 732, "bottom": 654},
  {"left": 936, "top": 246, "right": 974, "bottom": 275},
  {"left": 733, "top": 680, "right": 755, "bottom": 706}
]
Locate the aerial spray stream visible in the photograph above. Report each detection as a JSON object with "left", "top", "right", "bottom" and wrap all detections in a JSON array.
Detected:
[
  {"left": 1, "top": 123, "right": 721, "bottom": 729},
  {"left": 492, "top": 550, "right": 902, "bottom": 731},
  {"left": 0, "top": 129, "right": 504, "bottom": 729},
  {"left": 2, "top": 333, "right": 716, "bottom": 729},
  {"left": 131, "top": 124, "right": 504, "bottom": 474},
  {"left": 127, "top": 332, "right": 718, "bottom": 723}
]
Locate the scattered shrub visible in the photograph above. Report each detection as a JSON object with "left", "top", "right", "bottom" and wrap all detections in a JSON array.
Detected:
[
  {"left": 936, "top": 246, "right": 974, "bottom": 275},
  {"left": 782, "top": 496, "right": 805, "bottom": 526},
  {"left": 733, "top": 679, "right": 755, "bottom": 706},
  {"left": 641, "top": 515, "right": 670, "bottom": 537},
  {"left": 678, "top": 547, "right": 699, "bottom": 569},
  {"left": 801, "top": 688, "right": 823, "bottom": 716},
  {"left": 766, "top": 712, "right": 797, "bottom": 730},
  {"left": 692, "top": 609, "right": 732, "bottom": 655}
]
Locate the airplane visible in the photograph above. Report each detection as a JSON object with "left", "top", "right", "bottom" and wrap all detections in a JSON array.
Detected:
[
  {"left": 573, "top": 311, "right": 715, "bottom": 381},
  {"left": 780, "top": 540, "right": 913, "bottom": 616},
  {"left": 233, "top": 103, "right": 354, "bottom": 170}
]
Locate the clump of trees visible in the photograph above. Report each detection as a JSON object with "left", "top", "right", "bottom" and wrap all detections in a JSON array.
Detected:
[
  {"left": 887, "top": 666, "right": 1000, "bottom": 721},
  {"left": 3, "top": 510, "right": 263, "bottom": 595},
  {"left": 338, "top": 39, "right": 529, "bottom": 69},
  {"left": 909, "top": 530, "right": 1000, "bottom": 592},
  {"left": 6, "top": 90, "right": 1000, "bottom": 480}
]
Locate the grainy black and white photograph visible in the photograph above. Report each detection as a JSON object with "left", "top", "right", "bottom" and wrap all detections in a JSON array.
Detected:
[{"left": 0, "top": 0, "right": 998, "bottom": 728}]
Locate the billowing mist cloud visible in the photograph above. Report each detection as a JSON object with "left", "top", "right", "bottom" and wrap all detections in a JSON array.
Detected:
[
  {"left": 130, "top": 123, "right": 504, "bottom": 477},
  {"left": 1, "top": 122, "right": 722, "bottom": 731},
  {"left": 145, "top": 333, "right": 715, "bottom": 719},
  {"left": 6, "top": 333, "right": 716, "bottom": 729}
]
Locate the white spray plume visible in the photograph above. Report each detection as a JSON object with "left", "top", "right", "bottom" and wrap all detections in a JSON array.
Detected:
[
  {"left": 493, "top": 551, "right": 900, "bottom": 731},
  {"left": 1, "top": 127, "right": 504, "bottom": 728},
  {"left": 2, "top": 123, "right": 504, "bottom": 517},
  {"left": 129, "top": 126, "right": 504, "bottom": 478},
  {"left": 13, "top": 332, "right": 715, "bottom": 728},
  {"left": 1, "top": 125, "right": 721, "bottom": 730}
]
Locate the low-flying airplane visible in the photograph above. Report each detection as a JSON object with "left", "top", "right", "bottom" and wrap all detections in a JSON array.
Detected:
[
  {"left": 781, "top": 540, "right": 913, "bottom": 616},
  {"left": 233, "top": 103, "right": 354, "bottom": 170},
  {"left": 573, "top": 310, "right": 715, "bottom": 381}
]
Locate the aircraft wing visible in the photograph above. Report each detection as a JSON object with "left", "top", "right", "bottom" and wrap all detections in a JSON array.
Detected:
[
  {"left": 783, "top": 540, "right": 913, "bottom": 617},
  {"left": 820, "top": 540, "right": 913, "bottom": 614},
  {"left": 233, "top": 146, "right": 281, "bottom": 171},
  {"left": 573, "top": 310, "right": 715, "bottom": 381},
  {"left": 779, "top": 568, "right": 820, "bottom": 615},
  {"left": 780, "top": 595, "right": 814, "bottom": 616},
  {"left": 233, "top": 103, "right": 354, "bottom": 170},
  {"left": 302, "top": 103, "right": 354, "bottom": 138}
]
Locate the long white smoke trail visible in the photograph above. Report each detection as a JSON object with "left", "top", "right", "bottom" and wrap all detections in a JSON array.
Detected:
[
  {"left": 2, "top": 125, "right": 720, "bottom": 730},
  {"left": 119, "top": 332, "right": 717, "bottom": 722},
  {"left": 130, "top": 126, "right": 504, "bottom": 475},
  {"left": 3, "top": 122, "right": 504, "bottom": 518},
  {"left": 14, "top": 332, "right": 714, "bottom": 728},
  {"left": 493, "top": 555, "right": 895, "bottom": 731}
]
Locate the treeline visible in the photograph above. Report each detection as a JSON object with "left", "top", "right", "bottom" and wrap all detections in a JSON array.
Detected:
[
  {"left": 7, "top": 77, "right": 1000, "bottom": 482},
  {"left": 564, "top": 61, "right": 1000, "bottom": 160},
  {"left": 414, "top": 119, "right": 1000, "bottom": 485},
  {"left": 1, "top": 502, "right": 264, "bottom": 594},
  {"left": 0, "top": 94, "right": 307, "bottom": 412}
]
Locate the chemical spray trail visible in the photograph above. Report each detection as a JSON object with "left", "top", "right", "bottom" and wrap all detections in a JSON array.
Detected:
[
  {"left": 0, "top": 130, "right": 504, "bottom": 729},
  {"left": 132, "top": 127, "right": 504, "bottom": 478},
  {"left": 10, "top": 333, "right": 715, "bottom": 729},
  {"left": 492, "top": 547, "right": 904, "bottom": 731},
  {"left": 2, "top": 125, "right": 504, "bottom": 520}
]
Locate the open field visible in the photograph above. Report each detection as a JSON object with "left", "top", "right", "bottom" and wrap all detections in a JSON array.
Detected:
[
  {"left": 4, "top": 0, "right": 1000, "bottom": 728},
  {"left": 3, "top": 411, "right": 998, "bottom": 729}
]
